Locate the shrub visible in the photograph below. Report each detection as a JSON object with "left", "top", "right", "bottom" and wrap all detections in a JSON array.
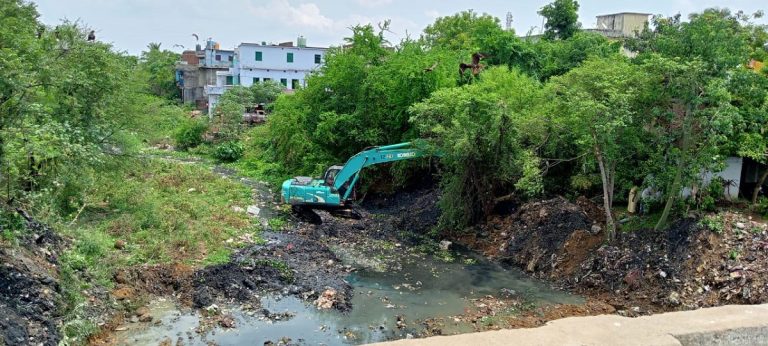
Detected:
[
  {"left": 698, "top": 214, "right": 725, "bottom": 234},
  {"left": 755, "top": 197, "right": 768, "bottom": 218},
  {"left": 212, "top": 141, "right": 244, "bottom": 162},
  {"left": 174, "top": 121, "right": 208, "bottom": 151}
]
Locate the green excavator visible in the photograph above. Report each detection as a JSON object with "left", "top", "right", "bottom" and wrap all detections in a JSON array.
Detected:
[{"left": 280, "top": 142, "right": 438, "bottom": 223}]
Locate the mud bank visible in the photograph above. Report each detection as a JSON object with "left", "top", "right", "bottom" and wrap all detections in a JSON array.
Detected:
[
  {"left": 0, "top": 212, "right": 65, "bottom": 346},
  {"left": 458, "top": 197, "right": 768, "bottom": 316}
]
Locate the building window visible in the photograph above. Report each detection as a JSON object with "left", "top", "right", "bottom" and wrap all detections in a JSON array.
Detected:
[
  {"left": 228, "top": 55, "right": 233, "bottom": 62},
  {"left": 215, "top": 54, "right": 221, "bottom": 61},
  {"left": 280, "top": 78, "right": 288, "bottom": 87},
  {"left": 286, "top": 52, "right": 294, "bottom": 63},
  {"left": 225, "top": 76, "right": 233, "bottom": 85},
  {"left": 255, "top": 51, "right": 262, "bottom": 61},
  {"left": 264, "top": 78, "right": 271, "bottom": 82},
  {"left": 291, "top": 79, "right": 300, "bottom": 89},
  {"left": 314, "top": 54, "right": 321, "bottom": 64},
  {"left": 253, "top": 77, "right": 259, "bottom": 84}
]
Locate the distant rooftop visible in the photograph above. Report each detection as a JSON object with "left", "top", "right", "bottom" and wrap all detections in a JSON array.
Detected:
[
  {"left": 239, "top": 42, "right": 327, "bottom": 50},
  {"left": 596, "top": 12, "right": 652, "bottom": 17}
]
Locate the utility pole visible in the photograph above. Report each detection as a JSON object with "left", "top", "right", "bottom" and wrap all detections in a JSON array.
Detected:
[{"left": 505, "top": 12, "right": 513, "bottom": 30}]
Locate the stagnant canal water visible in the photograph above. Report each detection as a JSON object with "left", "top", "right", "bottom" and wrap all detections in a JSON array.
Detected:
[{"left": 116, "top": 247, "right": 581, "bottom": 345}]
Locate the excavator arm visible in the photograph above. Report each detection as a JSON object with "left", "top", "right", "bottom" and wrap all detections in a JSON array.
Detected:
[
  {"left": 331, "top": 142, "right": 432, "bottom": 200},
  {"left": 281, "top": 141, "right": 439, "bottom": 221}
]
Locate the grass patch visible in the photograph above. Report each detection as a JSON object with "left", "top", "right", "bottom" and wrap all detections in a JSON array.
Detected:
[
  {"left": 60, "top": 156, "right": 259, "bottom": 289},
  {"left": 619, "top": 212, "right": 662, "bottom": 232}
]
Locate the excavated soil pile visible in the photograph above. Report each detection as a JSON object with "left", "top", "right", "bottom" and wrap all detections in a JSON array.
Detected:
[
  {"left": 576, "top": 214, "right": 768, "bottom": 312},
  {"left": 460, "top": 196, "right": 768, "bottom": 314},
  {"left": 298, "top": 189, "right": 441, "bottom": 243},
  {"left": 0, "top": 215, "right": 65, "bottom": 346},
  {"left": 459, "top": 197, "right": 605, "bottom": 278},
  {"left": 114, "top": 263, "right": 195, "bottom": 304},
  {"left": 192, "top": 232, "right": 353, "bottom": 311}
]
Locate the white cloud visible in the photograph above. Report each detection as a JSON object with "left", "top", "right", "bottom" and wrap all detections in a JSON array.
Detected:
[
  {"left": 248, "top": 0, "right": 334, "bottom": 31},
  {"left": 356, "top": 0, "right": 393, "bottom": 7}
]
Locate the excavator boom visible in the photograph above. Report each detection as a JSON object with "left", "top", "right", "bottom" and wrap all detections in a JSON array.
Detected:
[{"left": 280, "top": 142, "right": 438, "bottom": 219}]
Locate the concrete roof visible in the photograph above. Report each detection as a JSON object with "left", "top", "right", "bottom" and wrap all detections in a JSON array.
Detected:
[
  {"left": 597, "top": 12, "right": 653, "bottom": 17},
  {"left": 239, "top": 42, "right": 327, "bottom": 50}
]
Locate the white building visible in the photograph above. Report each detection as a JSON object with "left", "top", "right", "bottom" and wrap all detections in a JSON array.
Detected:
[{"left": 206, "top": 37, "right": 327, "bottom": 114}]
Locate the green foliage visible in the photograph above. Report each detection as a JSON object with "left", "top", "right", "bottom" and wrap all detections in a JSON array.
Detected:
[
  {"left": 213, "top": 82, "right": 282, "bottom": 140},
  {"left": 755, "top": 197, "right": 768, "bottom": 217},
  {"left": 548, "top": 57, "right": 647, "bottom": 238},
  {"left": 139, "top": 42, "right": 181, "bottom": 100},
  {"left": 410, "top": 67, "right": 544, "bottom": 228},
  {"left": 266, "top": 25, "right": 458, "bottom": 183},
  {"left": 422, "top": 10, "right": 506, "bottom": 51},
  {"left": 699, "top": 214, "right": 725, "bottom": 234},
  {"left": 174, "top": 120, "right": 208, "bottom": 151},
  {"left": 628, "top": 10, "right": 751, "bottom": 77},
  {"left": 538, "top": 0, "right": 581, "bottom": 40},
  {"left": 212, "top": 141, "right": 244, "bottom": 163}
]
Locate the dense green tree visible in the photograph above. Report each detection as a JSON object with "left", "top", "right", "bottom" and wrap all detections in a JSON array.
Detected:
[
  {"left": 731, "top": 69, "right": 768, "bottom": 204},
  {"left": 214, "top": 81, "right": 282, "bottom": 139},
  {"left": 410, "top": 67, "right": 544, "bottom": 228},
  {"left": 139, "top": 42, "right": 181, "bottom": 100},
  {"left": 547, "top": 57, "right": 647, "bottom": 239},
  {"left": 639, "top": 56, "right": 739, "bottom": 230},
  {"left": 627, "top": 9, "right": 751, "bottom": 77},
  {"left": 538, "top": 0, "right": 581, "bottom": 40},
  {"left": 421, "top": 10, "right": 504, "bottom": 52}
]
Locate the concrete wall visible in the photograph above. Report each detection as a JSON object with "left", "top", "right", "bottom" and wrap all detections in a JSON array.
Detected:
[
  {"left": 238, "top": 44, "right": 324, "bottom": 71},
  {"left": 202, "top": 49, "right": 234, "bottom": 68},
  {"left": 681, "top": 157, "right": 743, "bottom": 200},
  {"left": 595, "top": 13, "right": 649, "bottom": 37}
]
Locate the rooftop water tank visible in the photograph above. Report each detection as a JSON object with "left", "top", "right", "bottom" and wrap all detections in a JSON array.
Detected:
[{"left": 297, "top": 35, "right": 307, "bottom": 48}]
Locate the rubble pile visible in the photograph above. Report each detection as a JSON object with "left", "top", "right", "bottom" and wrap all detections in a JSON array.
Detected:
[
  {"left": 462, "top": 196, "right": 768, "bottom": 314},
  {"left": 192, "top": 232, "right": 353, "bottom": 311}
]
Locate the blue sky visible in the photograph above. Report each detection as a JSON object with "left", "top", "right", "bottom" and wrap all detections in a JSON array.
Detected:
[{"left": 33, "top": 0, "right": 766, "bottom": 55}]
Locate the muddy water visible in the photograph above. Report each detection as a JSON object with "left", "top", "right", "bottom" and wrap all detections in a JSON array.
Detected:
[{"left": 116, "top": 250, "right": 580, "bottom": 345}]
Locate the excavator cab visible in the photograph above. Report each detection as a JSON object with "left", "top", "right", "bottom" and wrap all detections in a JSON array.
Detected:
[{"left": 322, "top": 165, "right": 343, "bottom": 187}]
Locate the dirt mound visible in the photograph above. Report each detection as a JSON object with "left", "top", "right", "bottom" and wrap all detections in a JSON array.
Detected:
[
  {"left": 298, "top": 188, "right": 440, "bottom": 246},
  {"left": 458, "top": 197, "right": 604, "bottom": 278},
  {"left": 464, "top": 196, "right": 768, "bottom": 314},
  {"left": 113, "top": 263, "right": 194, "bottom": 304},
  {"left": 0, "top": 212, "right": 66, "bottom": 346},
  {"left": 192, "top": 232, "right": 353, "bottom": 311}
]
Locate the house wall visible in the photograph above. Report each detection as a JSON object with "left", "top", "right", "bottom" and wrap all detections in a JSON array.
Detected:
[
  {"left": 238, "top": 44, "right": 324, "bottom": 71},
  {"left": 595, "top": 13, "right": 649, "bottom": 38},
  {"left": 681, "top": 157, "right": 744, "bottom": 200},
  {"left": 202, "top": 49, "right": 234, "bottom": 68}
]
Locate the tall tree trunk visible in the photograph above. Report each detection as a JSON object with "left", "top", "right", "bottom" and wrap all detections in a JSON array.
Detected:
[
  {"left": 753, "top": 168, "right": 768, "bottom": 204},
  {"left": 655, "top": 159, "right": 683, "bottom": 231},
  {"left": 655, "top": 105, "right": 692, "bottom": 230},
  {"left": 592, "top": 134, "right": 615, "bottom": 240}
]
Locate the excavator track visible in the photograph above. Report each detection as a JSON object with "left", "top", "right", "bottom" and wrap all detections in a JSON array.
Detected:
[
  {"left": 329, "top": 208, "right": 362, "bottom": 220},
  {"left": 291, "top": 205, "right": 322, "bottom": 225}
]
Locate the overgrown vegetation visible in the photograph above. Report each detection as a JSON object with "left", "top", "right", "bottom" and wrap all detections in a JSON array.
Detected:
[
  {"left": 233, "top": 6, "right": 768, "bottom": 232},
  {"left": 3, "top": 0, "right": 768, "bottom": 342}
]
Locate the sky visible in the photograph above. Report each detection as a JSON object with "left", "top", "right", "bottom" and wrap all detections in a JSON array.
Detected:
[{"left": 33, "top": 0, "right": 767, "bottom": 56}]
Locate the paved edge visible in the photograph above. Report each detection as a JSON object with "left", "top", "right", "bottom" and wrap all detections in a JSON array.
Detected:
[{"left": 369, "top": 304, "right": 768, "bottom": 346}]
